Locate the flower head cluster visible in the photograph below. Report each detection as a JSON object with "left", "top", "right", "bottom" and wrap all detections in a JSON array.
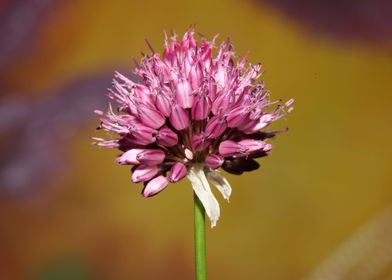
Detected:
[{"left": 93, "top": 29, "right": 293, "bottom": 227}]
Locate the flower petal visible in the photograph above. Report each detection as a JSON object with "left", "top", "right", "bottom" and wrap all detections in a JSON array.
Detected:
[
  {"left": 187, "top": 165, "right": 220, "bottom": 228},
  {"left": 206, "top": 169, "right": 232, "bottom": 201}
]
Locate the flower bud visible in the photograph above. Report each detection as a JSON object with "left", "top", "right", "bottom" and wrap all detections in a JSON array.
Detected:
[
  {"left": 192, "top": 133, "right": 212, "bottom": 151},
  {"left": 153, "top": 59, "right": 171, "bottom": 83},
  {"left": 192, "top": 95, "right": 211, "bottom": 120},
  {"left": 117, "top": 149, "right": 144, "bottom": 165},
  {"left": 176, "top": 78, "right": 193, "bottom": 108},
  {"left": 155, "top": 91, "right": 172, "bottom": 117},
  {"left": 205, "top": 115, "right": 227, "bottom": 138},
  {"left": 134, "top": 85, "right": 155, "bottom": 106},
  {"left": 132, "top": 165, "right": 159, "bottom": 183},
  {"left": 211, "top": 92, "right": 230, "bottom": 115},
  {"left": 168, "top": 162, "right": 187, "bottom": 182},
  {"left": 142, "top": 176, "right": 169, "bottom": 197},
  {"left": 227, "top": 106, "right": 249, "bottom": 128},
  {"left": 138, "top": 104, "right": 165, "bottom": 129},
  {"left": 218, "top": 140, "right": 242, "bottom": 157},
  {"left": 125, "top": 135, "right": 152, "bottom": 146},
  {"left": 189, "top": 64, "right": 203, "bottom": 89},
  {"left": 238, "top": 139, "right": 267, "bottom": 153},
  {"left": 169, "top": 105, "right": 190, "bottom": 130},
  {"left": 137, "top": 150, "right": 165, "bottom": 166},
  {"left": 185, "top": 148, "right": 194, "bottom": 160},
  {"left": 130, "top": 123, "right": 156, "bottom": 145},
  {"left": 205, "top": 154, "right": 224, "bottom": 169},
  {"left": 208, "top": 77, "right": 217, "bottom": 100},
  {"left": 156, "top": 127, "right": 178, "bottom": 146}
]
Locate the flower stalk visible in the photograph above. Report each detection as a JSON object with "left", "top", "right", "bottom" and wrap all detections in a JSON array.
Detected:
[
  {"left": 93, "top": 27, "right": 294, "bottom": 280},
  {"left": 194, "top": 191, "right": 207, "bottom": 280}
]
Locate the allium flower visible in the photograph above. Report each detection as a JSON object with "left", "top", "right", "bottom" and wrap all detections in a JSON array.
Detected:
[{"left": 93, "top": 29, "right": 293, "bottom": 227}]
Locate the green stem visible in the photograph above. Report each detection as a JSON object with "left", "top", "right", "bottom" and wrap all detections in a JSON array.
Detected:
[{"left": 194, "top": 191, "right": 207, "bottom": 280}]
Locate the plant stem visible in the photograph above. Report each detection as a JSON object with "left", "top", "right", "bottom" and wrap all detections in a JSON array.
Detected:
[{"left": 194, "top": 191, "right": 206, "bottom": 280}]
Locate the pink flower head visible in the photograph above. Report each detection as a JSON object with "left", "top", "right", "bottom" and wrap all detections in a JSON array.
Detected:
[{"left": 93, "top": 28, "right": 294, "bottom": 227}]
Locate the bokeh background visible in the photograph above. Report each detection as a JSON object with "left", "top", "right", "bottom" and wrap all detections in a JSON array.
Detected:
[{"left": 1, "top": 0, "right": 392, "bottom": 279}]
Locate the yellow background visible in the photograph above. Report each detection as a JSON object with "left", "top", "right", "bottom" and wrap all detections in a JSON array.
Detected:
[{"left": 1, "top": 0, "right": 392, "bottom": 279}]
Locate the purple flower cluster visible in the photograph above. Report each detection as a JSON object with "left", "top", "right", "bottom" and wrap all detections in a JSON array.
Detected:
[{"left": 94, "top": 29, "right": 293, "bottom": 225}]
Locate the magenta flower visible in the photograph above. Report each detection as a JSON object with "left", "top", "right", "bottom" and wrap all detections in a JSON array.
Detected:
[{"left": 93, "top": 29, "right": 293, "bottom": 227}]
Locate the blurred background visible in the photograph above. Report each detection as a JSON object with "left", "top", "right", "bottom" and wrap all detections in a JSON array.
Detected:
[{"left": 0, "top": 0, "right": 391, "bottom": 279}]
